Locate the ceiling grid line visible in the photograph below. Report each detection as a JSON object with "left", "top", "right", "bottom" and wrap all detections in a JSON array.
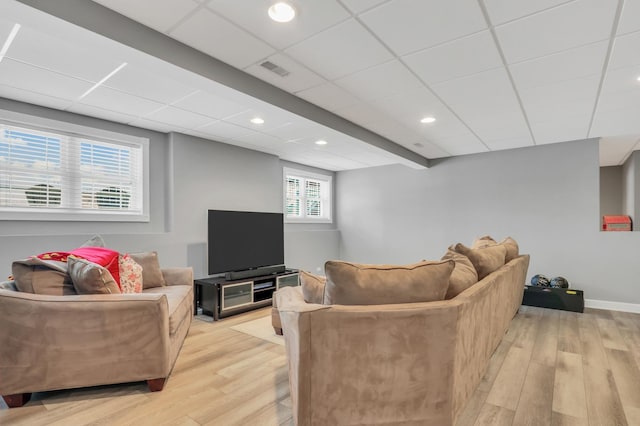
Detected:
[
  {"left": 478, "top": 0, "right": 537, "bottom": 146},
  {"left": 586, "top": 0, "right": 626, "bottom": 140}
]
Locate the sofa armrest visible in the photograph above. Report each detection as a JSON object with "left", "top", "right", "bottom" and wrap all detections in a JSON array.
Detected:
[
  {"left": 0, "top": 289, "right": 171, "bottom": 395},
  {"left": 162, "top": 267, "right": 193, "bottom": 287}
]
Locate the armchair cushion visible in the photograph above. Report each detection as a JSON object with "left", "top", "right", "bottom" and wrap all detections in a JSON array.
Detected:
[
  {"left": 11, "top": 258, "right": 75, "bottom": 295},
  {"left": 68, "top": 257, "right": 121, "bottom": 295},
  {"left": 324, "top": 260, "right": 454, "bottom": 305},
  {"left": 130, "top": 252, "right": 166, "bottom": 289},
  {"left": 300, "top": 271, "right": 326, "bottom": 304}
]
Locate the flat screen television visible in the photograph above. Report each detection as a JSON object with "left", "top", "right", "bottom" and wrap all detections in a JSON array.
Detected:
[{"left": 208, "top": 210, "right": 284, "bottom": 275}]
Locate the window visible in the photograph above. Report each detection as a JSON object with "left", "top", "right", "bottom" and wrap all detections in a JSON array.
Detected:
[
  {"left": 0, "top": 114, "right": 149, "bottom": 222},
  {"left": 284, "top": 168, "right": 332, "bottom": 223}
]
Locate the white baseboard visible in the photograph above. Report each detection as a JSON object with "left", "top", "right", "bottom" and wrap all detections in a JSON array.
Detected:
[{"left": 584, "top": 299, "right": 640, "bottom": 314}]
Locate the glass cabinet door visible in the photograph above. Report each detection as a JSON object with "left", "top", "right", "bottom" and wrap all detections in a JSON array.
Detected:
[
  {"left": 277, "top": 273, "right": 299, "bottom": 289},
  {"left": 221, "top": 281, "right": 252, "bottom": 312}
]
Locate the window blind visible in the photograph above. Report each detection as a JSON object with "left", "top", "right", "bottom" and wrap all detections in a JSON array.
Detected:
[{"left": 0, "top": 122, "right": 143, "bottom": 215}]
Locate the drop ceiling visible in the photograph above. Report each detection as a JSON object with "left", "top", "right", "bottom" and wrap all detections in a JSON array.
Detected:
[{"left": 2, "top": 0, "right": 640, "bottom": 170}]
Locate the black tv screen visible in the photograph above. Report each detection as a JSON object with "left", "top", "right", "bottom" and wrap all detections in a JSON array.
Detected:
[{"left": 208, "top": 210, "right": 284, "bottom": 275}]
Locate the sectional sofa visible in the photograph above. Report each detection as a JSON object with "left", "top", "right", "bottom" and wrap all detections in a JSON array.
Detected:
[{"left": 274, "top": 237, "right": 529, "bottom": 425}]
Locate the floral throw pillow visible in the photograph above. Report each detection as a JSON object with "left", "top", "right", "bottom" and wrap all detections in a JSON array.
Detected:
[{"left": 119, "top": 254, "right": 143, "bottom": 294}]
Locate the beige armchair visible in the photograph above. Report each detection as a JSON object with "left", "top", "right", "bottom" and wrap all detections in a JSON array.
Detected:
[{"left": 0, "top": 267, "right": 193, "bottom": 408}]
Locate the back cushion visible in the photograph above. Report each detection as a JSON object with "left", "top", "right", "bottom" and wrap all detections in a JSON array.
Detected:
[
  {"left": 501, "top": 237, "right": 519, "bottom": 263},
  {"left": 68, "top": 257, "right": 121, "bottom": 294},
  {"left": 471, "top": 235, "right": 519, "bottom": 263},
  {"left": 300, "top": 271, "right": 326, "bottom": 304},
  {"left": 324, "top": 260, "right": 454, "bottom": 305},
  {"left": 441, "top": 249, "right": 478, "bottom": 299},
  {"left": 129, "top": 251, "right": 166, "bottom": 289},
  {"left": 12, "top": 261, "right": 76, "bottom": 295},
  {"left": 453, "top": 243, "right": 506, "bottom": 280}
]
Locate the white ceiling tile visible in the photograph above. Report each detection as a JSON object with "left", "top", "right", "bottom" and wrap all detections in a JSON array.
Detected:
[
  {"left": 608, "top": 32, "right": 640, "bottom": 71},
  {"left": 368, "top": 87, "right": 446, "bottom": 125},
  {"left": 284, "top": 19, "right": 393, "bottom": 80},
  {"left": 104, "top": 65, "right": 197, "bottom": 104},
  {"left": 66, "top": 103, "right": 138, "bottom": 125},
  {"left": 172, "top": 90, "right": 249, "bottom": 119},
  {"left": 296, "top": 82, "right": 361, "bottom": 112},
  {"left": 222, "top": 107, "right": 298, "bottom": 132},
  {"left": 403, "top": 31, "right": 503, "bottom": 85},
  {"left": 340, "top": 0, "right": 389, "bottom": 14},
  {"left": 196, "top": 120, "right": 256, "bottom": 140},
  {"left": 0, "top": 59, "right": 92, "bottom": 100},
  {"left": 144, "top": 105, "right": 214, "bottom": 129},
  {"left": 127, "top": 117, "right": 188, "bottom": 133},
  {"left": 428, "top": 133, "right": 489, "bottom": 156},
  {"left": 7, "top": 26, "right": 123, "bottom": 82},
  {"left": 431, "top": 67, "right": 521, "bottom": 113},
  {"left": 495, "top": 0, "right": 617, "bottom": 64},
  {"left": 265, "top": 121, "right": 325, "bottom": 142},
  {"left": 334, "top": 60, "right": 423, "bottom": 102},
  {"left": 617, "top": 0, "right": 640, "bottom": 35},
  {"left": 170, "top": 7, "right": 276, "bottom": 69},
  {"left": 243, "top": 53, "right": 326, "bottom": 93},
  {"left": 79, "top": 86, "right": 165, "bottom": 117},
  {"left": 359, "top": 0, "right": 486, "bottom": 56},
  {"left": 92, "top": 0, "right": 200, "bottom": 33},
  {"left": 0, "top": 84, "right": 73, "bottom": 111},
  {"left": 590, "top": 106, "right": 640, "bottom": 137},
  {"left": 518, "top": 75, "right": 600, "bottom": 124},
  {"left": 206, "top": 0, "right": 350, "bottom": 49},
  {"left": 484, "top": 0, "right": 572, "bottom": 25},
  {"left": 510, "top": 41, "right": 607, "bottom": 90},
  {"left": 597, "top": 66, "right": 640, "bottom": 111},
  {"left": 483, "top": 135, "right": 533, "bottom": 151},
  {"left": 599, "top": 136, "right": 639, "bottom": 166},
  {"left": 531, "top": 116, "right": 590, "bottom": 145}
]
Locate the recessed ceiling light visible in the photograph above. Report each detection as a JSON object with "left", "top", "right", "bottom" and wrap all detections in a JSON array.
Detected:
[
  {"left": 250, "top": 117, "right": 265, "bottom": 125},
  {"left": 315, "top": 140, "right": 327, "bottom": 145},
  {"left": 637, "top": 76, "right": 640, "bottom": 82},
  {"left": 268, "top": 2, "right": 296, "bottom": 23},
  {"left": 420, "top": 116, "right": 436, "bottom": 124}
]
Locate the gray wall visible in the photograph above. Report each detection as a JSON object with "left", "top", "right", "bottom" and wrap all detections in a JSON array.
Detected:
[
  {"left": 600, "top": 166, "right": 623, "bottom": 221},
  {"left": 336, "top": 139, "right": 640, "bottom": 304},
  {"left": 0, "top": 98, "right": 339, "bottom": 278},
  {"left": 621, "top": 151, "right": 640, "bottom": 228}
]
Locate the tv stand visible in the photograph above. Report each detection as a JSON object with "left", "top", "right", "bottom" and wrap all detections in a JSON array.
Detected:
[{"left": 194, "top": 269, "right": 299, "bottom": 321}]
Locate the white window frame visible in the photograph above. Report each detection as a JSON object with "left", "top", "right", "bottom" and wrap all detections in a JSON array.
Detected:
[
  {"left": 283, "top": 167, "right": 332, "bottom": 224},
  {"left": 0, "top": 109, "right": 149, "bottom": 222}
]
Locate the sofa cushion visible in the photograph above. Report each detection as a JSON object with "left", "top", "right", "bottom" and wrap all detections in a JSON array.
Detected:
[
  {"left": 453, "top": 243, "right": 506, "bottom": 280},
  {"left": 323, "top": 260, "right": 454, "bottom": 306},
  {"left": 68, "top": 257, "right": 121, "bottom": 294},
  {"left": 441, "top": 249, "right": 478, "bottom": 299},
  {"left": 119, "top": 254, "right": 143, "bottom": 294},
  {"left": 300, "top": 271, "right": 326, "bottom": 304},
  {"left": 130, "top": 252, "right": 166, "bottom": 289},
  {"left": 144, "top": 285, "right": 193, "bottom": 335},
  {"left": 471, "top": 235, "right": 497, "bottom": 248},
  {"left": 501, "top": 237, "right": 519, "bottom": 263},
  {"left": 471, "top": 236, "right": 519, "bottom": 263},
  {"left": 80, "top": 234, "right": 106, "bottom": 248},
  {"left": 11, "top": 259, "right": 76, "bottom": 295},
  {"left": 69, "top": 247, "right": 121, "bottom": 288}
]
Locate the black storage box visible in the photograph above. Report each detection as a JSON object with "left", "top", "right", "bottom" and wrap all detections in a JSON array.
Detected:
[{"left": 522, "top": 286, "right": 584, "bottom": 313}]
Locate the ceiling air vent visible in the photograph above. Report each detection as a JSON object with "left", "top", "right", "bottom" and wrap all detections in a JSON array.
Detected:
[{"left": 260, "top": 60, "right": 290, "bottom": 77}]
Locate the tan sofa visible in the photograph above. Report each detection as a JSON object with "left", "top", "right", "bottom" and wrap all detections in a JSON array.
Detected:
[
  {"left": 275, "top": 254, "right": 529, "bottom": 425},
  {"left": 0, "top": 267, "right": 193, "bottom": 408}
]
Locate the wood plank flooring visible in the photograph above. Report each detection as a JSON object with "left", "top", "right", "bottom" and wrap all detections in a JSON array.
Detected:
[{"left": 1, "top": 305, "right": 639, "bottom": 425}]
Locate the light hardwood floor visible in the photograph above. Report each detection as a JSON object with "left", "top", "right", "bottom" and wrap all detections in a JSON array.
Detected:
[{"left": 1, "top": 305, "right": 639, "bottom": 425}]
